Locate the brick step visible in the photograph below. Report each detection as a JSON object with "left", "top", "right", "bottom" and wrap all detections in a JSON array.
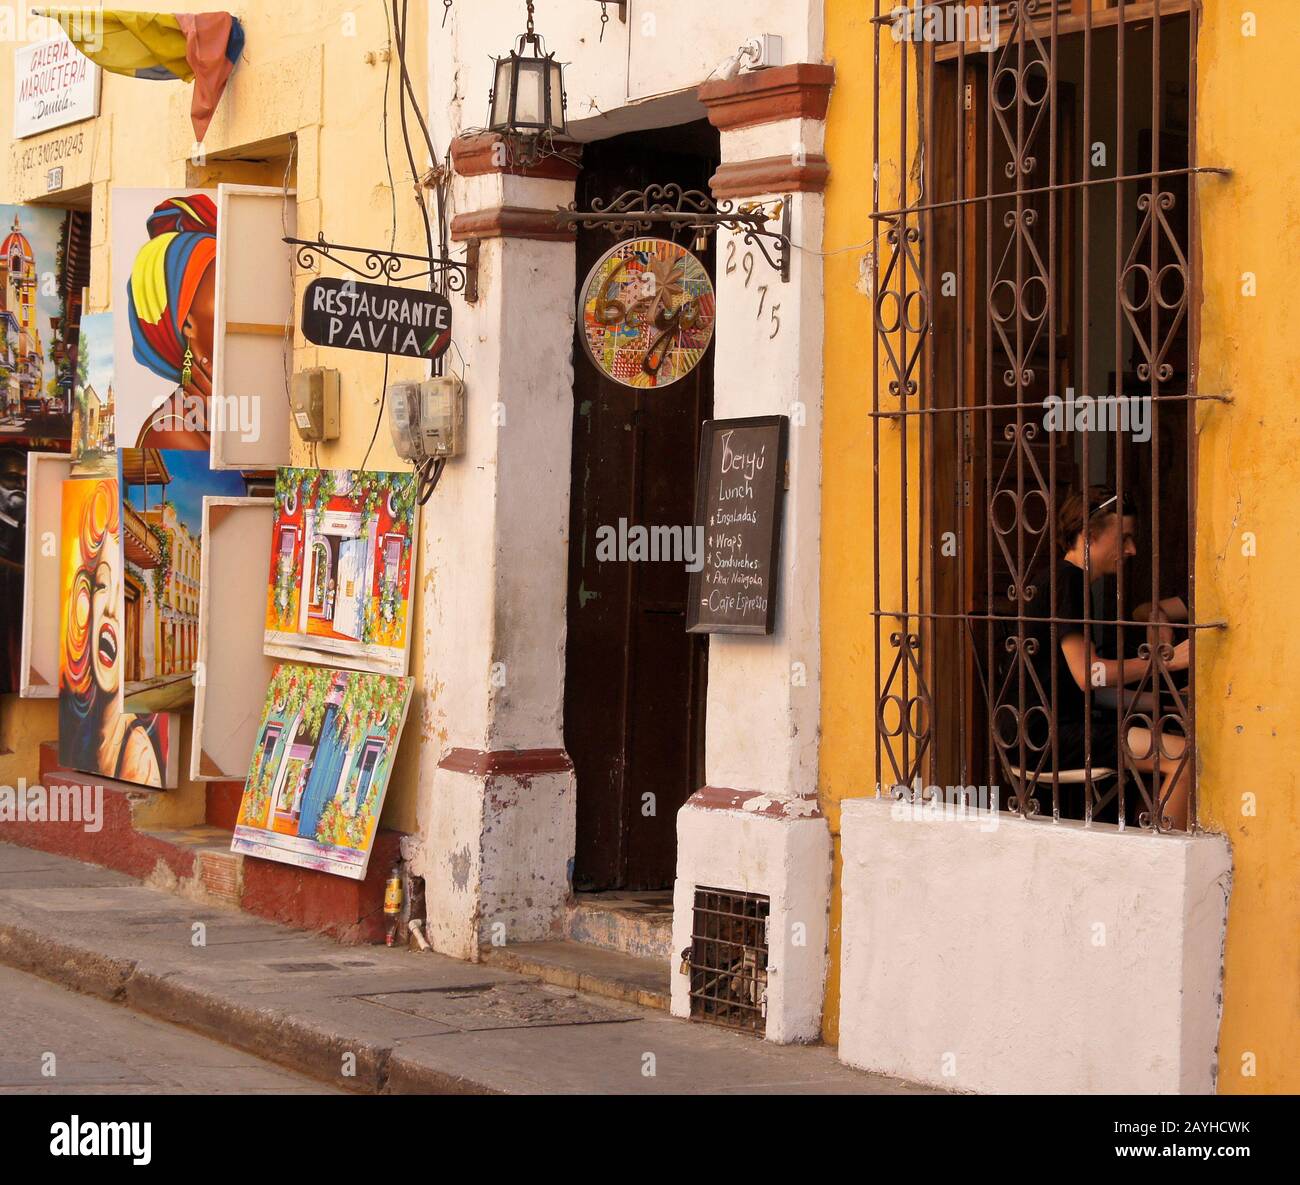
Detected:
[
  {"left": 136, "top": 826, "right": 244, "bottom": 906},
  {"left": 481, "top": 940, "right": 671, "bottom": 1011},
  {"left": 565, "top": 890, "right": 674, "bottom": 962}
]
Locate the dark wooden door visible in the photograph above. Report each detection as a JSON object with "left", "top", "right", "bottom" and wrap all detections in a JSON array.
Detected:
[{"left": 564, "top": 124, "right": 717, "bottom": 890}]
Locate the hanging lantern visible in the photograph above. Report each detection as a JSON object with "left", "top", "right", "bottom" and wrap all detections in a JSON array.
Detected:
[{"left": 488, "top": 0, "right": 566, "bottom": 161}]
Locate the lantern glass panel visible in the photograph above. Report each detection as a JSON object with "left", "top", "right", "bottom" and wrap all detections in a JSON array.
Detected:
[
  {"left": 489, "top": 57, "right": 514, "bottom": 129},
  {"left": 514, "top": 58, "right": 545, "bottom": 127},
  {"left": 547, "top": 59, "right": 565, "bottom": 133}
]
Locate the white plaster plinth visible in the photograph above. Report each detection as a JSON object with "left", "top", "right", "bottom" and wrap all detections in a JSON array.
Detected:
[
  {"left": 837, "top": 796, "right": 1233, "bottom": 1093},
  {"left": 671, "top": 794, "right": 832, "bottom": 1044}
]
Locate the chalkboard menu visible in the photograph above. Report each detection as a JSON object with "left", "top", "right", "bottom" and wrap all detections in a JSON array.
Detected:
[{"left": 687, "top": 416, "right": 788, "bottom": 635}]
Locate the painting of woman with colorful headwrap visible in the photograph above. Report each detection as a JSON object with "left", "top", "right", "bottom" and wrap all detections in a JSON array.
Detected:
[
  {"left": 126, "top": 194, "right": 218, "bottom": 449},
  {"left": 58, "top": 477, "right": 170, "bottom": 787}
]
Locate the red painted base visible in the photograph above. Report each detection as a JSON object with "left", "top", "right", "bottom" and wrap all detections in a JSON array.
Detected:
[{"left": 0, "top": 743, "right": 404, "bottom": 945}]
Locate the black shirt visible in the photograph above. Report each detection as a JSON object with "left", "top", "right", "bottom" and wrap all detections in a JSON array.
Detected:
[{"left": 1023, "top": 559, "right": 1110, "bottom": 725}]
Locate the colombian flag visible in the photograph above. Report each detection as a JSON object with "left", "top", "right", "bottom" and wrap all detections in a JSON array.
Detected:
[{"left": 34, "top": 9, "right": 245, "bottom": 142}]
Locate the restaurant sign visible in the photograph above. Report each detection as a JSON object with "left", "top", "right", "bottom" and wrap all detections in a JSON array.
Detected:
[
  {"left": 302, "top": 278, "right": 453, "bottom": 361},
  {"left": 13, "top": 37, "right": 100, "bottom": 139}
]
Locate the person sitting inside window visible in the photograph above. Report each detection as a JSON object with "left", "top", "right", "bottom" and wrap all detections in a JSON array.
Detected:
[{"left": 1024, "top": 486, "right": 1191, "bottom": 830}]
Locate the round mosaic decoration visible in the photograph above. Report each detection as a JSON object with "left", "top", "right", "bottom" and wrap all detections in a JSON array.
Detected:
[{"left": 579, "top": 237, "right": 716, "bottom": 389}]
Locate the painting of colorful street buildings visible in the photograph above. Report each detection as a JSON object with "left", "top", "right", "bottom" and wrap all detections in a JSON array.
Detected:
[
  {"left": 232, "top": 663, "right": 413, "bottom": 880},
  {"left": 70, "top": 311, "right": 115, "bottom": 475},
  {"left": 119, "top": 447, "right": 246, "bottom": 712},
  {"left": 0, "top": 204, "right": 90, "bottom": 445},
  {"left": 264, "top": 468, "right": 418, "bottom": 676}
]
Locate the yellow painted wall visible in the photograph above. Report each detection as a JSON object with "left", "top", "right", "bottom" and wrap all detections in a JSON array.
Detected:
[
  {"left": 1193, "top": 0, "right": 1300, "bottom": 1095},
  {"left": 820, "top": 0, "right": 1299, "bottom": 1091},
  {"left": 1, "top": 1, "right": 432, "bottom": 833},
  {"left": 819, "top": 0, "right": 912, "bottom": 1047},
  {"left": 0, "top": 694, "right": 58, "bottom": 789}
]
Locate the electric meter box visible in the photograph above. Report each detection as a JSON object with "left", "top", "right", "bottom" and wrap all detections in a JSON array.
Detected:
[
  {"left": 290, "top": 368, "right": 341, "bottom": 442},
  {"left": 389, "top": 376, "right": 465, "bottom": 461}
]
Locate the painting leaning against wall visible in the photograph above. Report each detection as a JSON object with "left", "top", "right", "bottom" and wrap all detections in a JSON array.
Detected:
[
  {"left": 118, "top": 447, "right": 248, "bottom": 712},
  {"left": 110, "top": 189, "right": 218, "bottom": 450},
  {"left": 70, "top": 310, "right": 117, "bottom": 476},
  {"left": 58, "top": 476, "right": 179, "bottom": 788},
  {"left": 0, "top": 203, "right": 89, "bottom": 447},
  {"left": 264, "top": 468, "right": 419, "bottom": 677},
  {"left": 231, "top": 662, "right": 414, "bottom": 880}
]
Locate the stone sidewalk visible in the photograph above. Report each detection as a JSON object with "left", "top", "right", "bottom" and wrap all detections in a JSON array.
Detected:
[{"left": 0, "top": 841, "right": 930, "bottom": 1095}]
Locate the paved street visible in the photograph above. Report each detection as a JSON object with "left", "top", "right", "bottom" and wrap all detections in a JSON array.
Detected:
[
  {"left": 0, "top": 841, "right": 928, "bottom": 1094},
  {"left": 0, "top": 964, "right": 337, "bottom": 1094}
]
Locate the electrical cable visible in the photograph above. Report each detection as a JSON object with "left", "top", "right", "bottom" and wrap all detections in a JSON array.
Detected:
[
  {"left": 381, "top": 2, "right": 398, "bottom": 255},
  {"left": 280, "top": 136, "right": 298, "bottom": 444},
  {"left": 417, "top": 456, "right": 445, "bottom": 504},
  {"left": 358, "top": 0, "right": 401, "bottom": 476},
  {"left": 369, "top": 0, "right": 456, "bottom": 501},
  {"left": 393, "top": 0, "right": 444, "bottom": 194},
  {"left": 393, "top": 0, "right": 454, "bottom": 291},
  {"left": 390, "top": 0, "right": 437, "bottom": 298},
  {"left": 395, "top": 0, "right": 450, "bottom": 381}
]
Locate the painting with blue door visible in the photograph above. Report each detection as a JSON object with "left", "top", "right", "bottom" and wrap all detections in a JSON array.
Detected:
[{"left": 231, "top": 661, "right": 413, "bottom": 879}]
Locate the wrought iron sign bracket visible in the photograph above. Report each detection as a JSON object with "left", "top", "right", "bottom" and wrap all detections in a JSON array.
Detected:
[
  {"left": 558, "top": 185, "right": 793, "bottom": 283},
  {"left": 284, "top": 233, "right": 479, "bottom": 303}
]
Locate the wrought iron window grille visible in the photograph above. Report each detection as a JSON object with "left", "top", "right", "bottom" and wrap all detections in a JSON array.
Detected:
[
  {"left": 558, "top": 184, "right": 793, "bottom": 281},
  {"left": 867, "top": 0, "right": 1230, "bottom": 834}
]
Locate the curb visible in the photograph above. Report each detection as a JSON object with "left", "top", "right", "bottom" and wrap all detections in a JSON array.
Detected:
[{"left": 0, "top": 919, "right": 497, "bottom": 1095}]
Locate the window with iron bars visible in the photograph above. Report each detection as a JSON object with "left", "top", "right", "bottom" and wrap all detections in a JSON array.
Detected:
[{"left": 869, "top": 0, "right": 1226, "bottom": 831}]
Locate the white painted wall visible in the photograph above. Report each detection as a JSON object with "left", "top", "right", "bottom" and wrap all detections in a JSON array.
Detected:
[
  {"left": 705, "top": 135, "right": 824, "bottom": 800},
  {"left": 419, "top": 765, "right": 488, "bottom": 961},
  {"left": 838, "top": 797, "right": 1234, "bottom": 1093},
  {"left": 421, "top": 2, "right": 831, "bottom": 971},
  {"left": 672, "top": 800, "right": 831, "bottom": 1043},
  {"left": 664, "top": 75, "right": 831, "bottom": 1043},
  {"left": 429, "top": 0, "right": 825, "bottom": 147},
  {"left": 410, "top": 171, "right": 578, "bottom": 958},
  {"left": 412, "top": 231, "right": 575, "bottom": 756}
]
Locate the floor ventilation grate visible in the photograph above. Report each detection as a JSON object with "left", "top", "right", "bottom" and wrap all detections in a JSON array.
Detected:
[{"left": 686, "top": 886, "right": 769, "bottom": 1036}]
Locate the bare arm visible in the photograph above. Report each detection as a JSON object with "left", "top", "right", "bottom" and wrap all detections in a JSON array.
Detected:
[{"left": 1134, "top": 596, "right": 1189, "bottom": 624}]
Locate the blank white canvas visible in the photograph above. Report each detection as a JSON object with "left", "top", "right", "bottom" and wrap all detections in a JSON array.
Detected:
[
  {"left": 210, "top": 184, "right": 296, "bottom": 471},
  {"left": 190, "top": 496, "right": 278, "bottom": 781}
]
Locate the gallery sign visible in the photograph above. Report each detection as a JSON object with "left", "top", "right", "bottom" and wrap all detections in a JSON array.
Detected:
[
  {"left": 13, "top": 38, "right": 101, "bottom": 140},
  {"left": 302, "top": 278, "right": 453, "bottom": 360}
]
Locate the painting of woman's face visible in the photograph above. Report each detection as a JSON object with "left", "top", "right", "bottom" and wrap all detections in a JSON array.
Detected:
[{"left": 91, "top": 546, "right": 120, "bottom": 696}]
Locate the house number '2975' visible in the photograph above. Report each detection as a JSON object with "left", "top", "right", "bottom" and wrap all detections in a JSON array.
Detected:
[{"left": 725, "top": 239, "right": 782, "bottom": 339}]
